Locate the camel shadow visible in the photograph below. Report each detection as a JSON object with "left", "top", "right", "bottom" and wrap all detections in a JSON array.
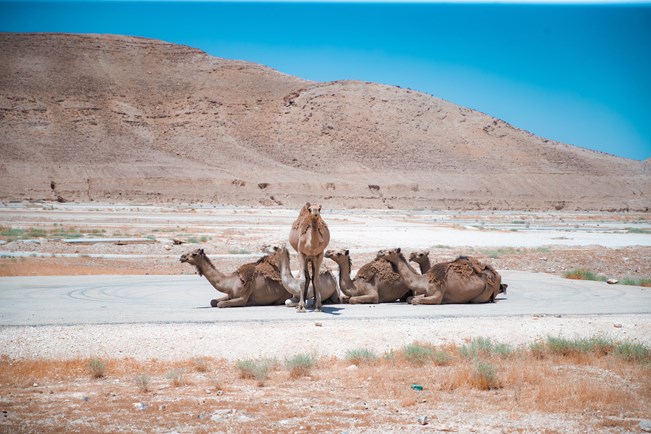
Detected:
[{"left": 319, "top": 305, "right": 344, "bottom": 316}]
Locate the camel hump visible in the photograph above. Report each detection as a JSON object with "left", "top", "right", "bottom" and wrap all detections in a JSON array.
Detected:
[
  {"left": 236, "top": 253, "right": 282, "bottom": 285},
  {"left": 357, "top": 258, "right": 402, "bottom": 285},
  {"left": 291, "top": 203, "right": 311, "bottom": 230},
  {"left": 430, "top": 256, "right": 495, "bottom": 285}
]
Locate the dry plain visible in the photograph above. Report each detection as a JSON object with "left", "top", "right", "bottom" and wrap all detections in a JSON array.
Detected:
[{"left": 1, "top": 202, "right": 650, "bottom": 433}]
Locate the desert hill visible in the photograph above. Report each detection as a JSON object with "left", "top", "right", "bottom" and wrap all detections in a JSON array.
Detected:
[{"left": 1, "top": 33, "right": 649, "bottom": 211}]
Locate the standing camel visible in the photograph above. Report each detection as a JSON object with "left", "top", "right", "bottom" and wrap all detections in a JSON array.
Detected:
[
  {"left": 376, "top": 248, "right": 506, "bottom": 304},
  {"left": 180, "top": 248, "right": 292, "bottom": 307},
  {"left": 288, "top": 203, "right": 330, "bottom": 312}
]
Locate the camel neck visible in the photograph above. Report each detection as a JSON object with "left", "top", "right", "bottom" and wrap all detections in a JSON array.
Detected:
[
  {"left": 394, "top": 254, "right": 426, "bottom": 289},
  {"left": 196, "top": 258, "right": 225, "bottom": 283},
  {"left": 336, "top": 259, "right": 355, "bottom": 297}
]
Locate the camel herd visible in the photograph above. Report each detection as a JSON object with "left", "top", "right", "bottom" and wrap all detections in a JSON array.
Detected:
[{"left": 180, "top": 203, "right": 507, "bottom": 311}]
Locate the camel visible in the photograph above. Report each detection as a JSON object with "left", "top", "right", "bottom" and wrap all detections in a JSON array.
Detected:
[
  {"left": 180, "top": 248, "right": 292, "bottom": 308},
  {"left": 275, "top": 245, "right": 341, "bottom": 306},
  {"left": 376, "top": 248, "right": 507, "bottom": 305},
  {"left": 288, "top": 203, "right": 330, "bottom": 312},
  {"left": 409, "top": 250, "right": 431, "bottom": 274},
  {"left": 324, "top": 249, "right": 412, "bottom": 304}
]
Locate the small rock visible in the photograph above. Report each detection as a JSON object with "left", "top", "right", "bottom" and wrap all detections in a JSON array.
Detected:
[
  {"left": 614, "top": 323, "right": 623, "bottom": 328},
  {"left": 607, "top": 279, "right": 619, "bottom": 284},
  {"left": 315, "top": 322, "right": 322, "bottom": 327},
  {"left": 640, "top": 420, "right": 651, "bottom": 432},
  {"left": 164, "top": 245, "right": 171, "bottom": 251},
  {"left": 346, "top": 364, "right": 358, "bottom": 371},
  {"left": 418, "top": 415, "right": 429, "bottom": 425},
  {"left": 132, "top": 402, "right": 147, "bottom": 411}
]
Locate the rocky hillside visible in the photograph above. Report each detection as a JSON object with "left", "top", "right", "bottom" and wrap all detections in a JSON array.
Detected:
[{"left": 1, "top": 33, "right": 649, "bottom": 210}]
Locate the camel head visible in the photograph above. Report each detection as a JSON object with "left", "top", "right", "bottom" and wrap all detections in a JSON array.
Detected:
[
  {"left": 325, "top": 248, "right": 350, "bottom": 265},
  {"left": 180, "top": 248, "right": 205, "bottom": 265},
  {"left": 499, "top": 283, "right": 508, "bottom": 295},
  {"left": 376, "top": 248, "right": 402, "bottom": 264},
  {"left": 307, "top": 203, "right": 322, "bottom": 219},
  {"left": 273, "top": 244, "right": 291, "bottom": 264},
  {"left": 409, "top": 250, "right": 430, "bottom": 264}
]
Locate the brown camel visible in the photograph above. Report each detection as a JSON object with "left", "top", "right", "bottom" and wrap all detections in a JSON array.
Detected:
[
  {"left": 180, "top": 248, "right": 292, "bottom": 307},
  {"left": 275, "top": 245, "right": 341, "bottom": 306},
  {"left": 288, "top": 203, "right": 330, "bottom": 312},
  {"left": 325, "top": 249, "right": 412, "bottom": 304},
  {"left": 376, "top": 248, "right": 507, "bottom": 304},
  {"left": 409, "top": 250, "right": 431, "bottom": 274}
]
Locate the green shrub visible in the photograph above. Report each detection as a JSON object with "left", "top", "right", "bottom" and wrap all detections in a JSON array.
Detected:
[
  {"left": 564, "top": 269, "right": 606, "bottom": 282},
  {"left": 285, "top": 354, "right": 315, "bottom": 378},
  {"left": 345, "top": 348, "right": 378, "bottom": 364},
  {"left": 614, "top": 342, "right": 651, "bottom": 363},
  {"left": 402, "top": 343, "right": 435, "bottom": 365},
  {"left": 87, "top": 358, "right": 106, "bottom": 379},
  {"left": 134, "top": 374, "right": 150, "bottom": 393},
  {"left": 473, "top": 359, "right": 500, "bottom": 390},
  {"left": 460, "top": 337, "right": 513, "bottom": 359}
]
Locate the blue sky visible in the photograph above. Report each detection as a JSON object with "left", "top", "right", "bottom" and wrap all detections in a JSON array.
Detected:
[{"left": 2, "top": 1, "right": 650, "bottom": 161}]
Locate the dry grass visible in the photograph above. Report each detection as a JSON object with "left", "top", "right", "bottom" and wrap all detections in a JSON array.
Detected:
[{"left": 1, "top": 338, "right": 649, "bottom": 432}]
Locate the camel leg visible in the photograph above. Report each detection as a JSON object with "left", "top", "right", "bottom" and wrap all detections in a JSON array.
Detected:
[
  {"left": 216, "top": 296, "right": 249, "bottom": 308},
  {"left": 349, "top": 293, "right": 379, "bottom": 304},
  {"left": 297, "top": 260, "right": 309, "bottom": 313},
  {"left": 311, "top": 259, "right": 323, "bottom": 311},
  {"left": 210, "top": 294, "right": 230, "bottom": 307},
  {"left": 410, "top": 290, "right": 444, "bottom": 305}
]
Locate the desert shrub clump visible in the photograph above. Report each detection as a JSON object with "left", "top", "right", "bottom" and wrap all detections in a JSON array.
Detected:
[
  {"left": 285, "top": 353, "right": 315, "bottom": 378},
  {"left": 87, "top": 358, "right": 106, "bottom": 379},
  {"left": 345, "top": 348, "right": 378, "bottom": 365}
]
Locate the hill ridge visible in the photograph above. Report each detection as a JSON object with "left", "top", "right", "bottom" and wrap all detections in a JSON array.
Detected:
[{"left": 0, "top": 33, "right": 648, "bottom": 211}]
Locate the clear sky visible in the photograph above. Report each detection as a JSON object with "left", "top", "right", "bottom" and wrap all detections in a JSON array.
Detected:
[{"left": 2, "top": 1, "right": 650, "bottom": 161}]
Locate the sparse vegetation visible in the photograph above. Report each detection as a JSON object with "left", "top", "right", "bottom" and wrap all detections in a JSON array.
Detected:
[
  {"left": 285, "top": 353, "right": 315, "bottom": 378},
  {"left": 134, "top": 374, "right": 150, "bottom": 393},
  {"left": 564, "top": 269, "right": 607, "bottom": 282},
  {"left": 236, "top": 358, "right": 276, "bottom": 386},
  {"left": 459, "top": 337, "right": 514, "bottom": 359},
  {"left": 229, "top": 247, "right": 251, "bottom": 255},
  {"left": 1, "top": 336, "right": 649, "bottom": 432},
  {"left": 166, "top": 368, "right": 187, "bottom": 387},
  {"left": 345, "top": 348, "right": 378, "bottom": 364},
  {"left": 620, "top": 277, "right": 651, "bottom": 287},
  {"left": 87, "top": 358, "right": 106, "bottom": 379}
]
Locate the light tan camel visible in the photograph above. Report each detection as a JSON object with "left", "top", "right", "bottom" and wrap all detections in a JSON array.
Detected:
[
  {"left": 325, "top": 249, "right": 412, "bottom": 304},
  {"left": 288, "top": 203, "right": 330, "bottom": 312},
  {"left": 275, "top": 245, "right": 341, "bottom": 306},
  {"left": 180, "top": 248, "right": 292, "bottom": 307},
  {"left": 376, "top": 248, "right": 507, "bottom": 304},
  {"left": 409, "top": 250, "right": 431, "bottom": 274}
]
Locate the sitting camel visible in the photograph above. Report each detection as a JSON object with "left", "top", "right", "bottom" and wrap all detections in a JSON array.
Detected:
[
  {"left": 275, "top": 245, "right": 341, "bottom": 306},
  {"left": 180, "top": 248, "right": 292, "bottom": 308},
  {"left": 376, "top": 248, "right": 507, "bottom": 304},
  {"left": 409, "top": 250, "right": 431, "bottom": 274},
  {"left": 288, "top": 203, "right": 330, "bottom": 312},
  {"left": 325, "top": 249, "right": 412, "bottom": 304}
]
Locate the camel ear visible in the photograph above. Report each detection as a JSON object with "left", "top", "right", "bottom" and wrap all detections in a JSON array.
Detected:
[
  {"left": 345, "top": 249, "right": 349, "bottom": 255},
  {"left": 305, "top": 202, "right": 311, "bottom": 208},
  {"left": 318, "top": 205, "right": 322, "bottom": 211},
  {"left": 396, "top": 247, "right": 401, "bottom": 254},
  {"left": 199, "top": 248, "right": 204, "bottom": 255}
]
